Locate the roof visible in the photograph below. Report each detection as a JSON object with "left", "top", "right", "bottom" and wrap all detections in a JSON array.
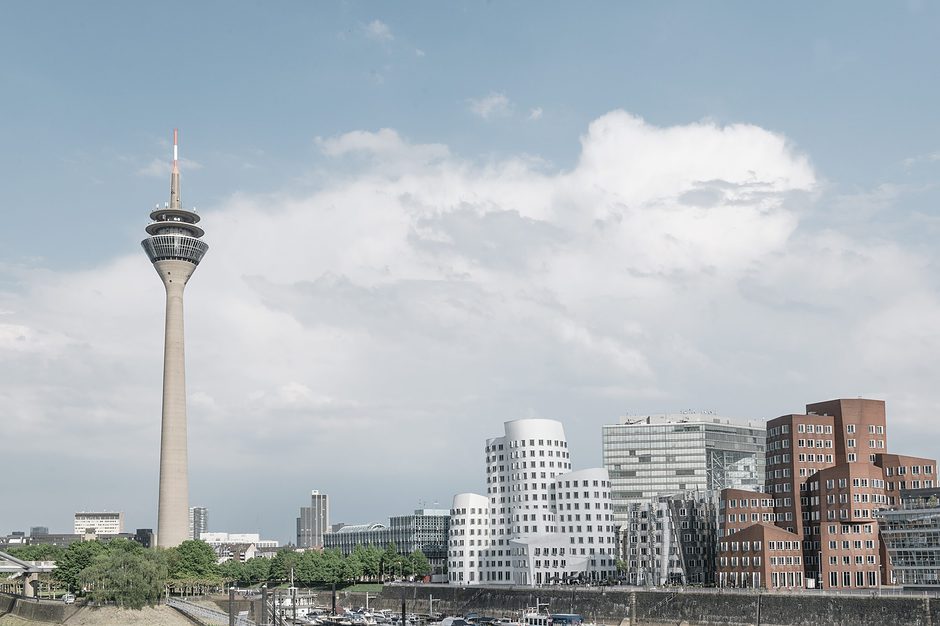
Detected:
[{"left": 334, "top": 523, "right": 387, "bottom": 534}]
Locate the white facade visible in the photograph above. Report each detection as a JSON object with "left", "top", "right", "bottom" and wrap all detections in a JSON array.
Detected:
[
  {"left": 73, "top": 511, "right": 124, "bottom": 535},
  {"left": 448, "top": 419, "right": 617, "bottom": 586},
  {"left": 449, "top": 493, "right": 490, "bottom": 584},
  {"left": 200, "top": 532, "right": 279, "bottom": 548}
]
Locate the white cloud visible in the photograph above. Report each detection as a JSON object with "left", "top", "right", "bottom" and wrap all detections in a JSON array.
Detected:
[
  {"left": 8, "top": 111, "right": 940, "bottom": 539},
  {"left": 528, "top": 107, "right": 543, "bottom": 121},
  {"left": 415, "top": 48, "right": 426, "bottom": 57},
  {"left": 468, "top": 92, "right": 511, "bottom": 119},
  {"left": 364, "top": 19, "right": 393, "bottom": 42},
  {"left": 902, "top": 151, "right": 940, "bottom": 168}
]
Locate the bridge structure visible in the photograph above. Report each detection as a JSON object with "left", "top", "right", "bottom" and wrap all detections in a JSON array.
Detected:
[{"left": 0, "top": 551, "right": 56, "bottom": 598}]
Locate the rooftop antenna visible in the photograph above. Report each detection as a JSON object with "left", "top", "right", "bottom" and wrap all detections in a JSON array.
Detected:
[{"left": 169, "top": 128, "right": 181, "bottom": 209}]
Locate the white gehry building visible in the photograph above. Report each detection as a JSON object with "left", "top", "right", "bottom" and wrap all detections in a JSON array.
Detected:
[{"left": 448, "top": 418, "right": 617, "bottom": 586}]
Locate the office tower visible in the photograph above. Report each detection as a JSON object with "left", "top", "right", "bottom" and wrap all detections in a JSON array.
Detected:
[
  {"left": 141, "top": 129, "right": 209, "bottom": 548},
  {"left": 189, "top": 507, "right": 208, "bottom": 540},
  {"left": 296, "top": 490, "right": 330, "bottom": 549},
  {"left": 73, "top": 512, "right": 124, "bottom": 535},
  {"left": 29, "top": 527, "right": 48, "bottom": 537},
  {"left": 602, "top": 413, "right": 765, "bottom": 526},
  {"left": 448, "top": 418, "right": 617, "bottom": 586}
]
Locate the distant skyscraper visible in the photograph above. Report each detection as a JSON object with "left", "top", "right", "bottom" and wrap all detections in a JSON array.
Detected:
[
  {"left": 602, "top": 413, "right": 765, "bottom": 526},
  {"left": 189, "top": 506, "right": 208, "bottom": 540},
  {"left": 29, "top": 527, "right": 48, "bottom": 537},
  {"left": 296, "top": 490, "right": 330, "bottom": 548},
  {"left": 141, "top": 130, "right": 209, "bottom": 548}
]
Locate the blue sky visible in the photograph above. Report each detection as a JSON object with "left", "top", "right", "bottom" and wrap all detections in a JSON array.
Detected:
[
  {"left": 4, "top": 2, "right": 939, "bottom": 266},
  {"left": 2, "top": 2, "right": 940, "bottom": 542}
]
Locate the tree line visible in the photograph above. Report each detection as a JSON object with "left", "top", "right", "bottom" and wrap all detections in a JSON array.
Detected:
[{"left": 5, "top": 540, "right": 429, "bottom": 610}]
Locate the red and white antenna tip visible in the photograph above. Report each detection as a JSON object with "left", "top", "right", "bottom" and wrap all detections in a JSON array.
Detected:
[{"left": 172, "top": 128, "right": 179, "bottom": 171}]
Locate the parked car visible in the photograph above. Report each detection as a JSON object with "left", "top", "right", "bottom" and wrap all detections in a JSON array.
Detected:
[{"left": 62, "top": 594, "right": 75, "bottom": 604}]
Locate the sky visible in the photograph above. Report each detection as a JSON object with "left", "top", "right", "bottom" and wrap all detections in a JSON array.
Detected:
[{"left": 2, "top": 2, "right": 940, "bottom": 544}]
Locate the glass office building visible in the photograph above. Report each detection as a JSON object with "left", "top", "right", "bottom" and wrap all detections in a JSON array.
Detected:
[
  {"left": 323, "top": 509, "right": 450, "bottom": 564},
  {"left": 603, "top": 413, "right": 765, "bottom": 526},
  {"left": 876, "top": 488, "right": 940, "bottom": 588}
]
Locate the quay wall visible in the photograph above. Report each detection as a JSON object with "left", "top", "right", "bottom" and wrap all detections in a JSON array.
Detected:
[
  {"left": 0, "top": 592, "right": 81, "bottom": 624},
  {"left": 361, "top": 585, "right": 935, "bottom": 626}
]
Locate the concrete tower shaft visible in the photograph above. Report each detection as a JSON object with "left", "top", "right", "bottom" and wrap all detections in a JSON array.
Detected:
[{"left": 141, "top": 129, "right": 208, "bottom": 548}]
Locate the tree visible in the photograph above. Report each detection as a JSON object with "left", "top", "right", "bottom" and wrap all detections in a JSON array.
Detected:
[
  {"left": 5, "top": 544, "right": 65, "bottom": 562},
  {"left": 219, "top": 559, "right": 245, "bottom": 584},
  {"left": 55, "top": 540, "right": 106, "bottom": 592},
  {"left": 167, "top": 540, "right": 218, "bottom": 579},
  {"left": 409, "top": 550, "right": 431, "bottom": 577},
  {"left": 80, "top": 540, "right": 167, "bottom": 609},
  {"left": 243, "top": 557, "right": 271, "bottom": 585},
  {"left": 381, "top": 542, "right": 399, "bottom": 580},
  {"left": 268, "top": 549, "right": 302, "bottom": 583},
  {"left": 342, "top": 552, "right": 364, "bottom": 582},
  {"left": 356, "top": 545, "right": 382, "bottom": 581},
  {"left": 318, "top": 549, "right": 345, "bottom": 584}
]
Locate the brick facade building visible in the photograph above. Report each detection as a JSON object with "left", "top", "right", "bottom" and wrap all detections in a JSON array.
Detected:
[{"left": 717, "top": 399, "right": 936, "bottom": 590}]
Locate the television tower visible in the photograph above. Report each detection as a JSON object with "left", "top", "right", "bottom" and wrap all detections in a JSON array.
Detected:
[{"left": 141, "top": 129, "right": 209, "bottom": 547}]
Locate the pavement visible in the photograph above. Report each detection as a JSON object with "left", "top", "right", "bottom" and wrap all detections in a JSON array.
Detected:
[{"left": 0, "top": 605, "right": 198, "bottom": 625}]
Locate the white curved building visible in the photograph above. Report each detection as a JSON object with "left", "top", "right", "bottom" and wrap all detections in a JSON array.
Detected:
[
  {"left": 449, "top": 419, "right": 617, "bottom": 586},
  {"left": 448, "top": 493, "right": 490, "bottom": 584}
]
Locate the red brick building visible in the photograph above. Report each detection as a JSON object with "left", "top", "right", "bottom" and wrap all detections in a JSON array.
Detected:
[{"left": 717, "top": 399, "right": 936, "bottom": 590}]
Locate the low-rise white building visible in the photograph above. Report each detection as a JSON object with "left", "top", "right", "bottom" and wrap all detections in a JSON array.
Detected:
[
  {"left": 448, "top": 419, "right": 617, "bottom": 586},
  {"left": 200, "top": 532, "right": 279, "bottom": 549},
  {"left": 73, "top": 512, "right": 124, "bottom": 535}
]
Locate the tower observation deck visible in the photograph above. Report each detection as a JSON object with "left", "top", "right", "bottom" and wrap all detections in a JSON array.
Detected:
[{"left": 142, "top": 129, "right": 208, "bottom": 548}]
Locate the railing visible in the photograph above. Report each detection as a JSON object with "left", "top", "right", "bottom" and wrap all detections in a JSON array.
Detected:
[{"left": 167, "top": 597, "right": 255, "bottom": 625}]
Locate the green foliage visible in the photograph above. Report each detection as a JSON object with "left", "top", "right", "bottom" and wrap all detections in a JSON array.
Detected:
[
  {"left": 354, "top": 544, "right": 382, "bottom": 580},
  {"left": 409, "top": 550, "right": 431, "bottom": 577},
  {"left": 615, "top": 558, "right": 627, "bottom": 572},
  {"left": 5, "top": 544, "right": 65, "bottom": 562},
  {"left": 79, "top": 539, "right": 167, "bottom": 609},
  {"left": 166, "top": 540, "right": 219, "bottom": 580},
  {"left": 269, "top": 549, "right": 302, "bottom": 582},
  {"left": 54, "top": 540, "right": 106, "bottom": 592},
  {"left": 220, "top": 557, "right": 271, "bottom": 586}
]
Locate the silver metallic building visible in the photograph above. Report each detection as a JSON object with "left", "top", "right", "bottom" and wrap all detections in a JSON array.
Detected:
[
  {"left": 322, "top": 509, "right": 450, "bottom": 563},
  {"left": 602, "top": 413, "right": 765, "bottom": 527},
  {"left": 876, "top": 488, "right": 940, "bottom": 588},
  {"left": 621, "top": 494, "right": 718, "bottom": 586}
]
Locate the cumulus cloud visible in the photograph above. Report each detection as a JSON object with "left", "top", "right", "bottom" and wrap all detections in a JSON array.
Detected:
[
  {"left": 364, "top": 19, "right": 393, "bottom": 42},
  {"left": 6, "top": 111, "right": 940, "bottom": 539},
  {"left": 468, "top": 92, "right": 511, "bottom": 119}
]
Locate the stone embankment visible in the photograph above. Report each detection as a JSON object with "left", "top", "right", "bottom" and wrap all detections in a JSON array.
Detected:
[{"left": 364, "top": 584, "right": 937, "bottom": 626}]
